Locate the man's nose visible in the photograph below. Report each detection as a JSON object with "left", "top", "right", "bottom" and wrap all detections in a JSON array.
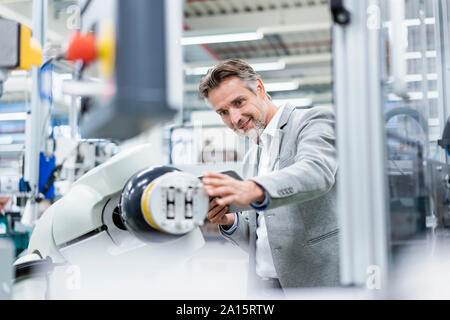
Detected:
[{"left": 229, "top": 108, "right": 242, "bottom": 127}]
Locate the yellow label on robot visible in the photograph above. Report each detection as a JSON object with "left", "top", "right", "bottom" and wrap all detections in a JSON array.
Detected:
[{"left": 141, "top": 183, "right": 163, "bottom": 232}]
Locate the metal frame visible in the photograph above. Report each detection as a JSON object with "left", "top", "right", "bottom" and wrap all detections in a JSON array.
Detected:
[
  {"left": 333, "top": 0, "right": 389, "bottom": 293},
  {"left": 23, "top": 0, "right": 48, "bottom": 224},
  {"left": 433, "top": 0, "right": 450, "bottom": 164}
]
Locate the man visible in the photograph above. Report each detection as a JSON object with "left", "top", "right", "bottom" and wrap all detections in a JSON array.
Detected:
[{"left": 199, "top": 59, "right": 339, "bottom": 295}]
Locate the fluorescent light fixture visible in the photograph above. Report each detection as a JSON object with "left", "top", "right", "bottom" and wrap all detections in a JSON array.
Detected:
[
  {"left": 251, "top": 60, "right": 286, "bottom": 72},
  {"left": 404, "top": 51, "right": 436, "bottom": 59},
  {"left": 272, "top": 98, "right": 312, "bottom": 107},
  {"left": 0, "top": 112, "right": 28, "bottom": 121},
  {"left": 265, "top": 81, "right": 299, "bottom": 92},
  {"left": 181, "top": 31, "right": 263, "bottom": 46},
  {"left": 185, "top": 60, "right": 285, "bottom": 76},
  {"left": 258, "top": 22, "right": 332, "bottom": 35},
  {"left": 183, "top": 78, "right": 298, "bottom": 93},
  {"left": 184, "top": 66, "right": 211, "bottom": 76},
  {"left": 281, "top": 53, "right": 332, "bottom": 65}
]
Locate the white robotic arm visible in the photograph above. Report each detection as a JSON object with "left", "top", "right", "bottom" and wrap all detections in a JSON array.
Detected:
[{"left": 12, "top": 144, "right": 209, "bottom": 299}]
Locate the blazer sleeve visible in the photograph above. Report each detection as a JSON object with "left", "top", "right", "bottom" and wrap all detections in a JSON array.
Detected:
[
  {"left": 249, "top": 107, "right": 337, "bottom": 210},
  {"left": 218, "top": 211, "right": 251, "bottom": 253}
]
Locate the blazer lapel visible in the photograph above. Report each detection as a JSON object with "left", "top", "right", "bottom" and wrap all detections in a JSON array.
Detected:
[
  {"left": 273, "top": 103, "right": 296, "bottom": 169},
  {"left": 278, "top": 103, "right": 296, "bottom": 131}
]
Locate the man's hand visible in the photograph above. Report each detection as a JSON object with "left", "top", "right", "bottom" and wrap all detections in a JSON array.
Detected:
[
  {"left": 206, "top": 197, "right": 235, "bottom": 227},
  {"left": 202, "top": 172, "right": 265, "bottom": 207}
]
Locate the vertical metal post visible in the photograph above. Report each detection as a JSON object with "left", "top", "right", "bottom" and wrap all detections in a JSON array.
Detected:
[
  {"left": 433, "top": 0, "right": 450, "bottom": 164},
  {"left": 419, "top": 0, "right": 430, "bottom": 156},
  {"left": 69, "top": 95, "right": 79, "bottom": 139},
  {"left": 333, "top": 0, "right": 389, "bottom": 294},
  {"left": 23, "top": 0, "right": 48, "bottom": 224}
]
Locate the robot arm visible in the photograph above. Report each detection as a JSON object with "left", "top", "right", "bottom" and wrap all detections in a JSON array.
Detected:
[{"left": 13, "top": 144, "right": 209, "bottom": 299}]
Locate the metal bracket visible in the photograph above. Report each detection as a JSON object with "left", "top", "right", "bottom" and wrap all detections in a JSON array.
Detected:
[{"left": 331, "top": 0, "right": 351, "bottom": 25}]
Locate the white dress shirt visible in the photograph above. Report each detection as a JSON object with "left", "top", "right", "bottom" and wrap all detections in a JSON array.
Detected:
[{"left": 255, "top": 104, "right": 285, "bottom": 279}]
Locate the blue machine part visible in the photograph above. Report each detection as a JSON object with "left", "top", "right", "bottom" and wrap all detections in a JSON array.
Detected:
[
  {"left": 19, "top": 177, "right": 30, "bottom": 192},
  {"left": 38, "top": 152, "right": 56, "bottom": 200}
]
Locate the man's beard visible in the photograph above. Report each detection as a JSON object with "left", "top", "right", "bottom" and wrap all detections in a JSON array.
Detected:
[
  {"left": 235, "top": 100, "right": 268, "bottom": 141},
  {"left": 233, "top": 116, "right": 265, "bottom": 142}
]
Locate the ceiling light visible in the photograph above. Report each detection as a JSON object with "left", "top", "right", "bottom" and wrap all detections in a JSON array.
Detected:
[
  {"left": 281, "top": 53, "right": 332, "bottom": 65},
  {"left": 251, "top": 60, "right": 286, "bottom": 72},
  {"left": 181, "top": 31, "right": 263, "bottom": 46},
  {"left": 185, "top": 60, "right": 285, "bottom": 76},
  {"left": 184, "top": 66, "right": 212, "bottom": 76},
  {"left": 0, "top": 112, "right": 28, "bottom": 121},
  {"left": 258, "top": 22, "right": 331, "bottom": 35},
  {"left": 265, "top": 81, "right": 299, "bottom": 92},
  {"left": 272, "top": 98, "right": 312, "bottom": 107}
]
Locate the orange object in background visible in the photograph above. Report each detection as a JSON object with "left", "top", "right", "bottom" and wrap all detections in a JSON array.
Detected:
[{"left": 66, "top": 32, "right": 97, "bottom": 65}]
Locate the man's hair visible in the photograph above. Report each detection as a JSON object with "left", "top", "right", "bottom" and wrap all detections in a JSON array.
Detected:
[{"left": 199, "top": 58, "right": 269, "bottom": 100}]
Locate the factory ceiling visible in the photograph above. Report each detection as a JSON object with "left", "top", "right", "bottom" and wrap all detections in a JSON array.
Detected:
[
  {"left": 182, "top": 0, "right": 333, "bottom": 108},
  {"left": 0, "top": 0, "right": 333, "bottom": 113}
]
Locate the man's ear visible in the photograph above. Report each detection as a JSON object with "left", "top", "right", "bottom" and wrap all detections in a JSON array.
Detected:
[{"left": 256, "top": 78, "right": 266, "bottom": 97}]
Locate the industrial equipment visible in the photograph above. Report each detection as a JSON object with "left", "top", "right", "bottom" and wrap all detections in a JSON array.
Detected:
[
  {"left": 12, "top": 144, "right": 209, "bottom": 299},
  {"left": 59, "top": 0, "right": 184, "bottom": 140},
  {"left": 0, "top": 17, "right": 42, "bottom": 97}
]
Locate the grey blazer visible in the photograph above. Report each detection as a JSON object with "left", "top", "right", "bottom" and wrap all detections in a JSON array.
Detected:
[{"left": 220, "top": 104, "right": 340, "bottom": 290}]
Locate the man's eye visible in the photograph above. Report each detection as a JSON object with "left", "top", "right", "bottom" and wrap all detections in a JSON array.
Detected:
[
  {"left": 236, "top": 100, "right": 243, "bottom": 106},
  {"left": 219, "top": 110, "right": 228, "bottom": 116}
]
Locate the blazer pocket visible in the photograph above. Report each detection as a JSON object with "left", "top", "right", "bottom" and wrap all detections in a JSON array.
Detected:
[{"left": 307, "top": 229, "right": 339, "bottom": 246}]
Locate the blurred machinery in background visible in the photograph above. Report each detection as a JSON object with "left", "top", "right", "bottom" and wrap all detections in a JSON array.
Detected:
[
  {"left": 332, "top": 0, "right": 450, "bottom": 295},
  {"left": 52, "top": 138, "right": 119, "bottom": 197},
  {"left": 59, "top": 0, "right": 183, "bottom": 140},
  {"left": 3, "top": 0, "right": 202, "bottom": 299},
  {"left": 1, "top": 0, "right": 184, "bottom": 253},
  {"left": 0, "top": 16, "right": 43, "bottom": 257},
  {"left": 12, "top": 145, "right": 208, "bottom": 299},
  {"left": 0, "top": 17, "right": 42, "bottom": 97}
]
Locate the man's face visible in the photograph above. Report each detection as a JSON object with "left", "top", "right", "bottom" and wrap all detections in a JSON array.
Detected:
[{"left": 208, "top": 77, "right": 268, "bottom": 140}]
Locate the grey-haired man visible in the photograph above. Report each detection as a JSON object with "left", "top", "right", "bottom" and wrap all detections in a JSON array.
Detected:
[{"left": 200, "top": 59, "right": 340, "bottom": 296}]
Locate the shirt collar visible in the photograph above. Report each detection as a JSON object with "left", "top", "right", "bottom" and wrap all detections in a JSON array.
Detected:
[{"left": 259, "top": 104, "right": 285, "bottom": 144}]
